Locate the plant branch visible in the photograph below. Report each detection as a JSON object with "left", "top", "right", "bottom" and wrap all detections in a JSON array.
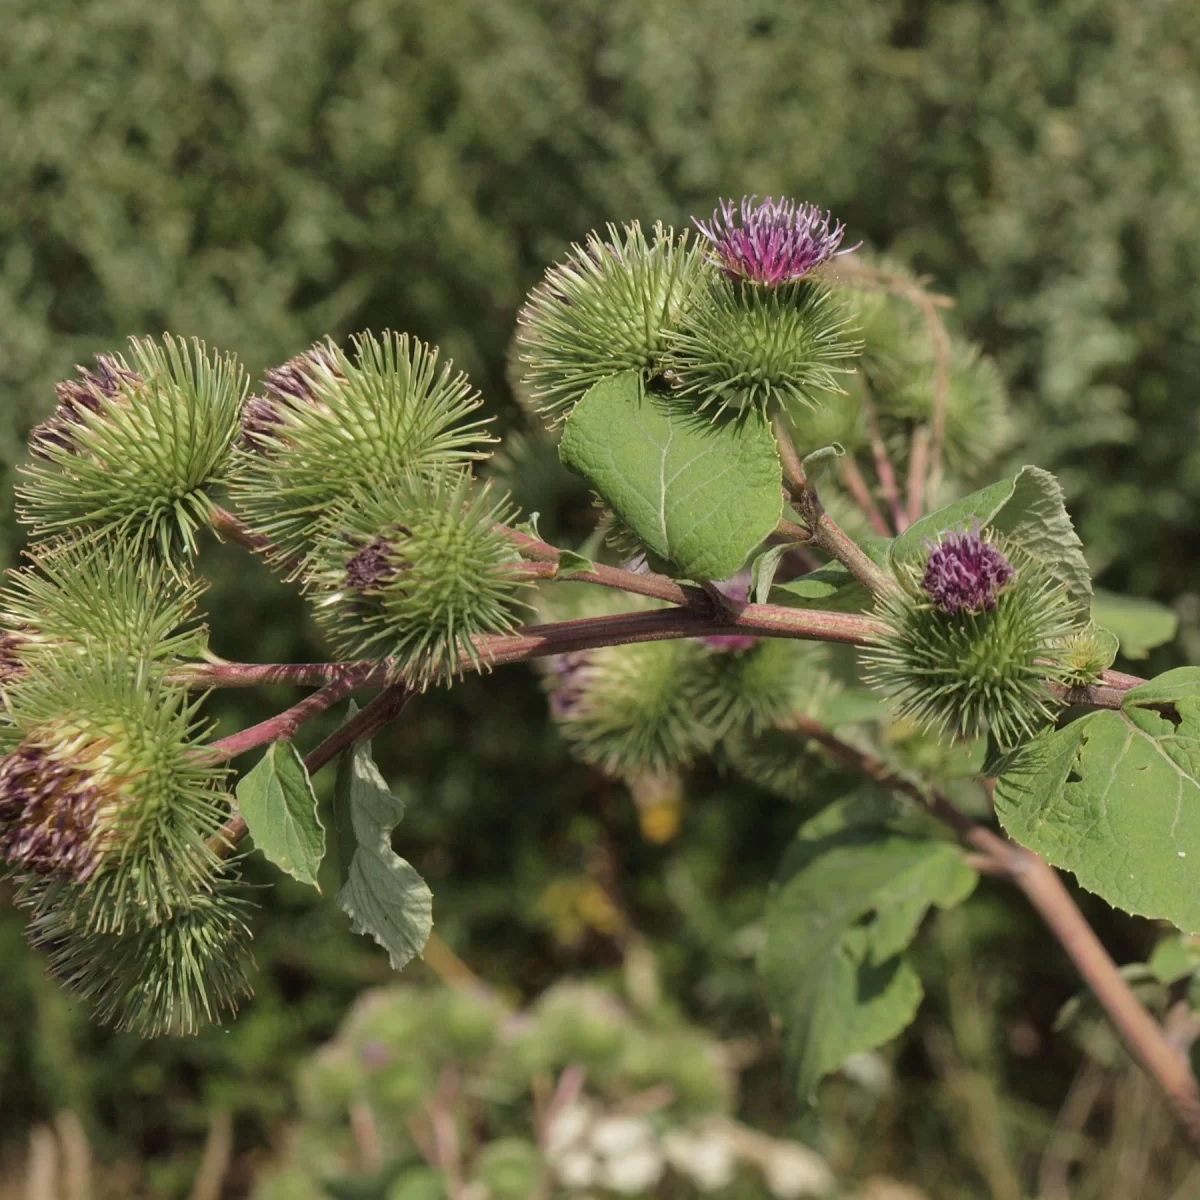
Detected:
[
  {"left": 862, "top": 390, "right": 906, "bottom": 532},
  {"left": 211, "top": 683, "right": 413, "bottom": 855},
  {"left": 787, "top": 712, "right": 1200, "bottom": 1153},
  {"left": 772, "top": 412, "right": 899, "bottom": 598},
  {"left": 206, "top": 675, "right": 359, "bottom": 762},
  {"left": 501, "top": 526, "right": 712, "bottom": 609},
  {"left": 175, "top": 627, "right": 1142, "bottom": 713}
]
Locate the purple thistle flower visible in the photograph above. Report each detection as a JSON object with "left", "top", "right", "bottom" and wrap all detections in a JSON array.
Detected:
[
  {"left": 0, "top": 740, "right": 114, "bottom": 880},
  {"left": 693, "top": 196, "right": 857, "bottom": 287},
  {"left": 30, "top": 355, "right": 142, "bottom": 459},
  {"left": 240, "top": 342, "right": 343, "bottom": 452},
  {"left": 922, "top": 531, "right": 1015, "bottom": 615}
]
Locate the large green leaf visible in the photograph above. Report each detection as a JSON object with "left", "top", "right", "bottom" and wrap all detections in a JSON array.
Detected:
[
  {"left": 559, "top": 371, "right": 782, "bottom": 580},
  {"left": 235, "top": 741, "right": 325, "bottom": 889},
  {"left": 890, "top": 466, "right": 1091, "bottom": 614},
  {"left": 760, "top": 791, "right": 976, "bottom": 1100},
  {"left": 333, "top": 731, "right": 432, "bottom": 970},
  {"left": 1092, "top": 588, "right": 1178, "bottom": 659},
  {"left": 995, "top": 667, "right": 1200, "bottom": 931}
]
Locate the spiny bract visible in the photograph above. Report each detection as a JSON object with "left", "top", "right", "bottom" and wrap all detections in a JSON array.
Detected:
[
  {"left": 230, "top": 332, "right": 493, "bottom": 564},
  {"left": 18, "top": 337, "right": 247, "bottom": 565},
  {"left": 863, "top": 535, "right": 1078, "bottom": 746},
  {"left": 306, "top": 471, "right": 530, "bottom": 688}
]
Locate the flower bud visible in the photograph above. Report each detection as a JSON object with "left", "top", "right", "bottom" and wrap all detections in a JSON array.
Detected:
[
  {"left": 30, "top": 355, "right": 141, "bottom": 460},
  {"left": 662, "top": 271, "right": 860, "bottom": 417},
  {"left": 231, "top": 332, "right": 491, "bottom": 561},
  {"left": 20, "top": 337, "right": 246, "bottom": 564},
  {"left": 239, "top": 341, "right": 342, "bottom": 452},
  {"left": 306, "top": 471, "right": 530, "bottom": 687},
  {"left": 1, "top": 659, "right": 230, "bottom": 928},
  {"left": 0, "top": 729, "right": 124, "bottom": 880},
  {"left": 864, "top": 534, "right": 1077, "bottom": 746},
  {"left": 921, "top": 529, "right": 1014, "bottom": 614},
  {"left": 515, "top": 221, "right": 703, "bottom": 419}
]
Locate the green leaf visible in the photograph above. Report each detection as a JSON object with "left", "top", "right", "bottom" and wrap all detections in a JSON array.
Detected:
[
  {"left": 890, "top": 466, "right": 1091, "bottom": 614},
  {"left": 1092, "top": 588, "right": 1178, "bottom": 659},
  {"left": 995, "top": 667, "right": 1200, "bottom": 931},
  {"left": 761, "top": 791, "right": 976, "bottom": 1099},
  {"left": 770, "top": 537, "right": 890, "bottom": 613},
  {"left": 750, "top": 543, "right": 791, "bottom": 605},
  {"left": 559, "top": 371, "right": 782, "bottom": 580},
  {"left": 556, "top": 549, "right": 595, "bottom": 580},
  {"left": 235, "top": 741, "right": 325, "bottom": 889},
  {"left": 1148, "top": 934, "right": 1200, "bottom": 985},
  {"left": 801, "top": 442, "right": 845, "bottom": 480},
  {"left": 334, "top": 733, "right": 432, "bottom": 970}
]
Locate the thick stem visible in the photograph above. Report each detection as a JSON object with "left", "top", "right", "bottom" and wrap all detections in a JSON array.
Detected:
[
  {"left": 772, "top": 412, "right": 900, "bottom": 598},
  {"left": 788, "top": 713, "right": 1200, "bottom": 1153},
  {"left": 173, "top": 623, "right": 1142, "bottom": 712}
]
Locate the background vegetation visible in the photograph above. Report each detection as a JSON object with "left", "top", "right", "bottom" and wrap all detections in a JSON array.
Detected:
[{"left": 2, "top": 0, "right": 1200, "bottom": 1195}]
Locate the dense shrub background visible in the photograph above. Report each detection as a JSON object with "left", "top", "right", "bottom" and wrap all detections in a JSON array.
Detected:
[{"left": 2, "top": 0, "right": 1200, "bottom": 1194}]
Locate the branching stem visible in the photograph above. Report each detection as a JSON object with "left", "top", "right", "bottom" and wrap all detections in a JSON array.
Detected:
[
  {"left": 771, "top": 412, "right": 899, "bottom": 598},
  {"left": 788, "top": 712, "right": 1200, "bottom": 1152}
]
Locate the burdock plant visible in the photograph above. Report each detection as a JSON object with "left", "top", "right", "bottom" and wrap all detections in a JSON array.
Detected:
[{"left": 2, "top": 201, "right": 1198, "bottom": 1173}]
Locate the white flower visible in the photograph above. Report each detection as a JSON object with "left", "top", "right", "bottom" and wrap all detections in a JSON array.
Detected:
[
  {"left": 840, "top": 1051, "right": 892, "bottom": 1096},
  {"left": 663, "top": 1128, "right": 736, "bottom": 1191},
  {"left": 545, "top": 1100, "right": 593, "bottom": 1158},
  {"left": 590, "top": 1116, "right": 663, "bottom": 1194},
  {"left": 763, "top": 1143, "right": 835, "bottom": 1198},
  {"left": 556, "top": 1148, "right": 599, "bottom": 1189},
  {"left": 590, "top": 1116, "right": 655, "bottom": 1158},
  {"left": 596, "top": 1146, "right": 665, "bottom": 1194}
]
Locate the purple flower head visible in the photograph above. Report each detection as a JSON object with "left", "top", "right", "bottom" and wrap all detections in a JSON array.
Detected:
[
  {"left": 693, "top": 196, "right": 857, "bottom": 287},
  {"left": 240, "top": 342, "right": 343, "bottom": 452},
  {"left": 345, "top": 532, "right": 410, "bottom": 592},
  {"left": 922, "top": 530, "right": 1014, "bottom": 615},
  {"left": 0, "top": 739, "right": 113, "bottom": 881},
  {"left": 30, "top": 355, "right": 142, "bottom": 459}
]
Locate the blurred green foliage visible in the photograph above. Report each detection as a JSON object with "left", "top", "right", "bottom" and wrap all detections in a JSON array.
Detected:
[{"left": 3, "top": 0, "right": 1200, "bottom": 1194}]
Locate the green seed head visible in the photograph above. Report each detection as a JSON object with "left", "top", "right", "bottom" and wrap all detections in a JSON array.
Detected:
[
  {"left": 516, "top": 222, "right": 704, "bottom": 420},
  {"left": 19, "top": 337, "right": 247, "bottom": 565},
  {"left": 23, "top": 869, "right": 253, "bottom": 1037},
  {"left": 662, "top": 275, "right": 861, "bottom": 417},
  {"left": 306, "top": 471, "right": 530, "bottom": 688},
  {"left": 230, "top": 332, "right": 493, "bottom": 564},
  {"left": 1, "top": 657, "right": 230, "bottom": 929}
]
